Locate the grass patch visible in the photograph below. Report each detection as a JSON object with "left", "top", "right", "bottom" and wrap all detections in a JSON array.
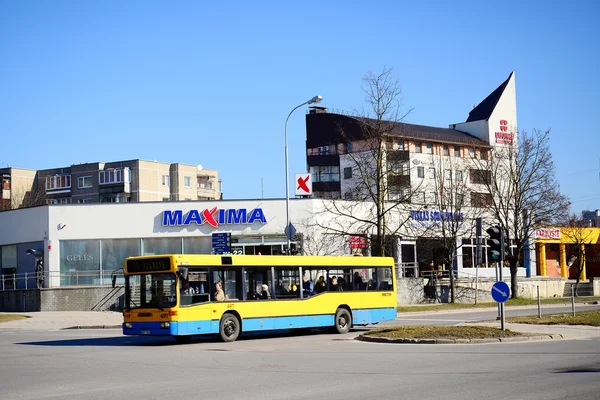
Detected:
[
  {"left": 397, "top": 297, "right": 600, "bottom": 313},
  {"left": 507, "top": 310, "right": 600, "bottom": 326},
  {"left": 0, "top": 314, "right": 28, "bottom": 323},
  {"left": 364, "top": 325, "right": 522, "bottom": 339}
]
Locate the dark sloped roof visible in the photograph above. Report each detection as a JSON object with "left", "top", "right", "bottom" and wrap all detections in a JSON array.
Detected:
[
  {"left": 355, "top": 117, "right": 489, "bottom": 146},
  {"left": 466, "top": 72, "right": 513, "bottom": 122}
]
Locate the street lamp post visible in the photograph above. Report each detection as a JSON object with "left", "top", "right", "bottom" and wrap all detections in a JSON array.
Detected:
[{"left": 284, "top": 95, "right": 323, "bottom": 254}]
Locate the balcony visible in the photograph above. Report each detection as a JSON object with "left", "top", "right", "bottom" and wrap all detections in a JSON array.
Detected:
[
  {"left": 98, "top": 168, "right": 130, "bottom": 193},
  {"left": 312, "top": 181, "right": 340, "bottom": 193},
  {"left": 307, "top": 153, "right": 339, "bottom": 167},
  {"left": 45, "top": 175, "right": 71, "bottom": 194},
  {"left": 387, "top": 150, "right": 410, "bottom": 162}
]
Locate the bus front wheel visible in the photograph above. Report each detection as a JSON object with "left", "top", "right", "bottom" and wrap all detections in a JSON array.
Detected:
[
  {"left": 334, "top": 308, "right": 351, "bottom": 334},
  {"left": 219, "top": 313, "right": 241, "bottom": 342}
]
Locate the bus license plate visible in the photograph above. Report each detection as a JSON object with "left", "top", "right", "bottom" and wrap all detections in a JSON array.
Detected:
[{"left": 141, "top": 330, "right": 151, "bottom": 335}]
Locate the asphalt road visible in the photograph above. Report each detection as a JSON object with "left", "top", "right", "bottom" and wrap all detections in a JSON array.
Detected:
[{"left": 1, "top": 306, "right": 599, "bottom": 400}]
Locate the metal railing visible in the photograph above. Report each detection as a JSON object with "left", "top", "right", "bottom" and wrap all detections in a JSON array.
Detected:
[
  {"left": 397, "top": 262, "right": 420, "bottom": 278},
  {"left": 0, "top": 270, "right": 125, "bottom": 290}
]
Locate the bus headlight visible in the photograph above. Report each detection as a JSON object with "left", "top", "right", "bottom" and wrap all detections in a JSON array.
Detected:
[
  {"left": 160, "top": 322, "right": 170, "bottom": 329},
  {"left": 125, "top": 323, "right": 133, "bottom": 329}
]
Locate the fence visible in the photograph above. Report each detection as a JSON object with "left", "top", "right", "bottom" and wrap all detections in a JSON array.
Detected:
[
  {"left": 0, "top": 270, "right": 125, "bottom": 291},
  {"left": 398, "top": 262, "right": 420, "bottom": 278}
]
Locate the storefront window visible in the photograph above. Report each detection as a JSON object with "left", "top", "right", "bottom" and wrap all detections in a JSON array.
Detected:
[
  {"left": 101, "top": 239, "right": 140, "bottom": 284},
  {"left": 60, "top": 240, "right": 100, "bottom": 286},
  {"left": 183, "top": 237, "right": 211, "bottom": 254},
  {"left": 462, "top": 238, "right": 474, "bottom": 268},
  {"left": 142, "top": 237, "right": 182, "bottom": 256},
  {"left": 1, "top": 245, "right": 17, "bottom": 270}
]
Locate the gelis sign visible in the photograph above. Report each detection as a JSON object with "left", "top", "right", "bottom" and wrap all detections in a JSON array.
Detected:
[{"left": 162, "top": 207, "right": 267, "bottom": 228}]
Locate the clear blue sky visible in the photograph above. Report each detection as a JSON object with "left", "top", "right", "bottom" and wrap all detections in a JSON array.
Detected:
[{"left": 1, "top": 0, "right": 598, "bottom": 214}]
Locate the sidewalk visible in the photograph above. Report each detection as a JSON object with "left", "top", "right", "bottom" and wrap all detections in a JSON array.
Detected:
[{"left": 0, "top": 311, "right": 122, "bottom": 330}]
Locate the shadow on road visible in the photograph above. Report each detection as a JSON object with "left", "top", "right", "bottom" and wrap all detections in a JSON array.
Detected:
[{"left": 16, "top": 327, "right": 360, "bottom": 347}]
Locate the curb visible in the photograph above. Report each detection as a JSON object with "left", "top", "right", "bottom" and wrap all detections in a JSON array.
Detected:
[
  {"left": 355, "top": 333, "right": 563, "bottom": 344},
  {"left": 63, "top": 325, "right": 121, "bottom": 330}
]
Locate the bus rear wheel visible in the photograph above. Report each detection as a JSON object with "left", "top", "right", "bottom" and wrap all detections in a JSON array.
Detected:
[
  {"left": 219, "top": 313, "right": 241, "bottom": 342},
  {"left": 334, "top": 308, "right": 351, "bottom": 334}
]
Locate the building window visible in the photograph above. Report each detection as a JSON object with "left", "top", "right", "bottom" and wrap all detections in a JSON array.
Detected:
[
  {"left": 46, "top": 197, "right": 72, "bottom": 205},
  {"left": 389, "top": 161, "right": 409, "bottom": 175},
  {"left": 443, "top": 145, "right": 449, "bottom": 156},
  {"left": 344, "top": 192, "right": 353, "bottom": 200},
  {"left": 184, "top": 176, "right": 191, "bottom": 188},
  {"left": 77, "top": 198, "right": 93, "bottom": 204},
  {"left": 455, "top": 170, "right": 464, "bottom": 181},
  {"left": 99, "top": 168, "right": 130, "bottom": 185},
  {"left": 415, "top": 142, "right": 422, "bottom": 153},
  {"left": 388, "top": 189, "right": 409, "bottom": 201},
  {"left": 343, "top": 167, "right": 352, "bottom": 179},
  {"left": 471, "top": 192, "right": 493, "bottom": 207},
  {"left": 454, "top": 146, "right": 460, "bottom": 157},
  {"left": 470, "top": 169, "right": 491, "bottom": 184},
  {"left": 78, "top": 176, "right": 92, "bottom": 189},
  {"left": 317, "top": 146, "right": 330, "bottom": 155},
  {"left": 46, "top": 175, "right": 71, "bottom": 190},
  {"left": 397, "top": 140, "right": 406, "bottom": 151},
  {"left": 414, "top": 191, "right": 426, "bottom": 204},
  {"left": 310, "top": 166, "right": 340, "bottom": 183},
  {"left": 469, "top": 148, "right": 475, "bottom": 158},
  {"left": 430, "top": 192, "right": 438, "bottom": 203},
  {"left": 425, "top": 143, "right": 433, "bottom": 154},
  {"left": 429, "top": 167, "right": 436, "bottom": 179},
  {"left": 480, "top": 150, "right": 489, "bottom": 160},
  {"left": 162, "top": 175, "right": 170, "bottom": 187},
  {"left": 444, "top": 169, "right": 452, "bottom": 180},
  {"left": 417, "top": 167, "right": 425, "bottom": 178},
  {"left": 346, "top": 143, "right": 353, "bottom": 152}
]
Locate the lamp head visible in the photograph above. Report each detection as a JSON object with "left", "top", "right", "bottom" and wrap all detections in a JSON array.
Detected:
[{"left": 308, "top": 95, "right": 323, "bottom": 104}]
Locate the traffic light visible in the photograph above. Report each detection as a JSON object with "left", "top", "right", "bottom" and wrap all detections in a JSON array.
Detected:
[{"left": 486, "top": 225, "right": 506, "bottom": 262}]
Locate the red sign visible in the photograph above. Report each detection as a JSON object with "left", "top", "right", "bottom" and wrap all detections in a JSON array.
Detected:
[
  {"left": 535, "top": 228, "right": 561, "bottom": 239},
  {"left": 495, "top": 119, "right": 513, "bottom": 144},
  {"left": 295, "top": 173, "right": 312, "bottom": 196},
  {"left": 349, "top": 236, "right": 366, "bottom": 249}
]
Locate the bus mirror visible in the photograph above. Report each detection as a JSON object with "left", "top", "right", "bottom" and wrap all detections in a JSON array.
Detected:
[
  {"left": 112, "top": 275, "right": 117, "bottom": 288},
  {"left": 178, "top": 268, "right": 188, "bottom": 281}
]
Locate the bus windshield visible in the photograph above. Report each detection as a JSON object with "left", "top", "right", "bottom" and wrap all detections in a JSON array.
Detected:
[{"left": 125, "top": 272, "right": 177, "bottom": 309}]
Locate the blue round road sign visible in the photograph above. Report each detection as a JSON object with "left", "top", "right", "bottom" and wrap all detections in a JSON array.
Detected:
[{"left": 491, "top": 281, "right": 510, "bottom": 303}]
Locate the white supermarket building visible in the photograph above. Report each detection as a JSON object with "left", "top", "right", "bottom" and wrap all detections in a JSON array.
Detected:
[{"left": 0, "top": 198, "right": 530, "bottom": 290}]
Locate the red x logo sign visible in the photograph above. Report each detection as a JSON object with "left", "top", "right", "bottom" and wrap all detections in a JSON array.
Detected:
[{"left": 297, "top": 176, "right": 310, "bottom": 193}]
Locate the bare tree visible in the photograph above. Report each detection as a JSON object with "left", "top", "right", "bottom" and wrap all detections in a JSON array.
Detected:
[
  {"left": 564, "top": 214, "right": 593, "bottom": 296},
  {"left": 472, "top": 129, "right": 570, "bottom": 298},
  {"left": 314, "top": 67, "right": 419, "bottom": 257},
  {"left": 298, "top": 217, "right": 341, "bottom": 256},
  {"left": 0, "top": 183, "right": 46, "bottom": 211},
  {"left": 420, "top": 151, "right": 482, "bottom": 302}
]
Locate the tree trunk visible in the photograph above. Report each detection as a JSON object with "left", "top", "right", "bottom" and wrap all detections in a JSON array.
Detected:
[
  {"left": 509, "top": 258, "right": 518, "bottom": 299},
  {"left": 449, "top": 268, "right": 456, "bottom": 303}
]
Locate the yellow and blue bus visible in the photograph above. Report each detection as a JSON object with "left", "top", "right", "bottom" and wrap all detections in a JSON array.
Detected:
[{"left": 119, "top": 254, "right": 397, "bottom": 342}]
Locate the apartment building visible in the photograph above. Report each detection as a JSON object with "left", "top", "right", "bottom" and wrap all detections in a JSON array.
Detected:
[
  {"left": 0, "top": 167, "right": 38, "bottom": 210},
  {"left": 581, "top": 209, "right": 600, "bottom": 227},
  {"left": 1, "top": 159, "right": 221, "bottom": 208}
]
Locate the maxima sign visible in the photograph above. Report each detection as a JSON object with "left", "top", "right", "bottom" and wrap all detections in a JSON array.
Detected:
[{"left": 162, "top": 207, "right": 267, "bottom": 228}]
